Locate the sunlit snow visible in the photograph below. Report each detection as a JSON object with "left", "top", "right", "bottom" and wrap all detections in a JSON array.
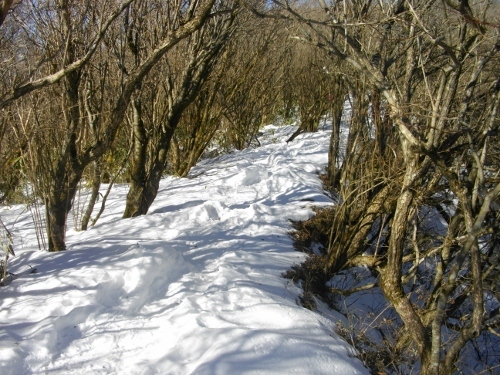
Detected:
[{"left": 0, "top": 123, "right": 367, "bottom": 374}]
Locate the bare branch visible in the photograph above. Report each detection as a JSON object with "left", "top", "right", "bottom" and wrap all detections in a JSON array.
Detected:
[{"left": 0, "top": 0, "right": 136, "bottom": 109}]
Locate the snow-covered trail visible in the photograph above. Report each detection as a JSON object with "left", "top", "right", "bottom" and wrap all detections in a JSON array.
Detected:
[{"left": 0, "top": 124, "right": 367, "bottom": 374}]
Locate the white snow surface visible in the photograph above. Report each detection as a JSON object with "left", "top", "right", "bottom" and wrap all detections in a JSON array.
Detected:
[{"left": 0, "top": 124, "right": 367, "bottom": 374}]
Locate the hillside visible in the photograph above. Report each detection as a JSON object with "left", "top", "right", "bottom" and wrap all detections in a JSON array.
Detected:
[{"left": 0, "top": 123, "right": 368, "bottom": 375}]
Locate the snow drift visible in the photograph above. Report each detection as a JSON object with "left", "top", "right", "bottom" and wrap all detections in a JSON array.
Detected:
[{"left": 0, "top": 124, "right": 367, "bottom": 374}]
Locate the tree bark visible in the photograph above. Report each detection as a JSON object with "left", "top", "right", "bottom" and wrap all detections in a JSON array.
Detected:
[
  {"left": 46, "top": 168, "right": 83, "bottom": 251},
  {"left": 123, "top": 157, "right": 167, "bottom": 217},
  {"left": 81, "top": 161, "right": 102, "bottom": 231},
  {"left": 123, "top": 98, "right": 173, "bottom": 218},
  {"left": 380, "top": 182, "right": 432, "bottom": 372},
  {"left": 327, "top": 78, "right": 346, "bottom": 185}
]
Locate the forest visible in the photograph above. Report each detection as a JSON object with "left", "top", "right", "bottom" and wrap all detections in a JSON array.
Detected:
[{"left": 1, "top": 1, "right": 499, "bottom": 374}]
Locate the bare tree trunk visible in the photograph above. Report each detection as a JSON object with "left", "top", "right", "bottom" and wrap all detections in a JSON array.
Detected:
[
  {"left": 81, "top": 161, "right": 102, "bottom": 231},
  {"left": 45, "top": 0, "right": 83, "bottom": 252},
  {"left": 123, "top": 10, "right": 236, "bottom": 217},
  {"left": 379, "top": 157, "right": 431, "bottom": 370},
  {"left": 123, "top": 96, "right": 174, "bottom": 217},
  {"left": 46, "top": 170, "right": 83, "bottom": 251},
  {"left": 124, "top": 158, "right": 166, "bottom": 217},
  {"left": 327, "top": 77, "right": 346, "bottom": 185},
  {"left": 123, "top": 102, "right": 177, "bottom": 218}
]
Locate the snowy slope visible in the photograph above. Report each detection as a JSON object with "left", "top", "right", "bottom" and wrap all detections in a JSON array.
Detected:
[{"left": 0, "top": 124, "right": 367, "bottom": 374}]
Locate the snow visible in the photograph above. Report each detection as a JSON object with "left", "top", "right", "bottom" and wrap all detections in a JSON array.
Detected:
[{"left": 0, "top": 123, "right": 368, "bottom": 374}]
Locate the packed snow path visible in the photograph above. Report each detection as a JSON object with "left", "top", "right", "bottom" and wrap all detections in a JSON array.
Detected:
[{"left": 0, "top": 124, "right": 367, "bottom": 374}]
